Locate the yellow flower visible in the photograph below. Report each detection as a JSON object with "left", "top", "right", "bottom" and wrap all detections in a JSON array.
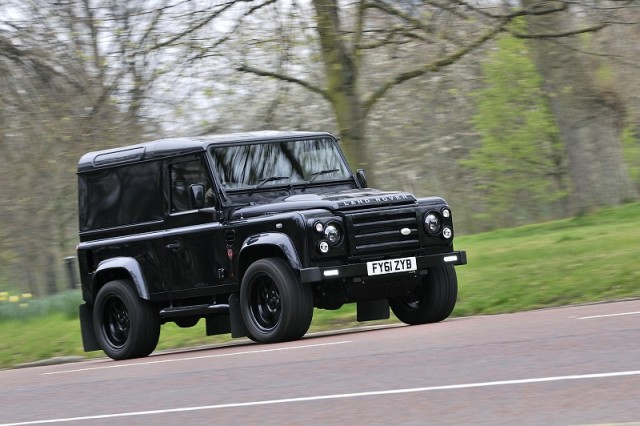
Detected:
[
  {"left": 9, "top": 295, "right": 20, "bottom": 303},
  {"left": 0, "top": 292, "right": 8, "bottom": 301},
  {"left": 21, "top": 293, "right": 33, "bottom": 300}
]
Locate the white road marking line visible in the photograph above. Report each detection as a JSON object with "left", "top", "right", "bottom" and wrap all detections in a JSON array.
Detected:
[
  {"left": 576, "top": 311, "right": 640, "bottom": 320},
  {"left": 43, "top": 340, "right": 351, "bottom": 376},
  {"left": 7, "top": 369, "right": 640, "bottom": 426}
]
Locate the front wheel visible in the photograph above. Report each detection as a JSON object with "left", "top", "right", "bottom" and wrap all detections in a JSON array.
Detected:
[
  {"left": 93, "top": 279, "right": 160, "bottom": 360},
  {"left": 240, "top": 258, "right": 313, "bottom": 343},
  {"left": 389, "top": 265, "right": 458, "bottom": 325}
]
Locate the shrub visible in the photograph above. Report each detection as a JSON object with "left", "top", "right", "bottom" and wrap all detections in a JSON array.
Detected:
[{"left": 0, "top": 290, "right": 81, "bottom": 321}]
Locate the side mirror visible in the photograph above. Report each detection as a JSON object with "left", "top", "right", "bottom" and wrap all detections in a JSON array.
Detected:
[
  {"left": 356, "top": 169, "right": 368, "bottom": 188},
  {"left": 189, "top": 184, "right": 205, "bottom": 209}
]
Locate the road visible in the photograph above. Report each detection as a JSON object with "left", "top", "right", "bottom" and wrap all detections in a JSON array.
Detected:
[{"left": 1, "top": 299, "right": 639, "bottom": 425}]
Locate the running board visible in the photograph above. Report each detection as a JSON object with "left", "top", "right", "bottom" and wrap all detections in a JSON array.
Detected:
[{"left": 159, "top": 304, "right": 229, "bottom": 318}]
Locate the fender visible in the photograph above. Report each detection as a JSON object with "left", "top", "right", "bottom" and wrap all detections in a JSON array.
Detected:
[
  {"left": 94, "top": 256, "right": 150, "bottom": 300},
  {"left": 239, "top": 232, "right": 303, "bottom": 271}
]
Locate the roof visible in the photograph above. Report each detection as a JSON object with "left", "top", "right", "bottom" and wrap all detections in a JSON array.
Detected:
[{"left": 77, "top": 131, "right": 334, "bottom": 173}]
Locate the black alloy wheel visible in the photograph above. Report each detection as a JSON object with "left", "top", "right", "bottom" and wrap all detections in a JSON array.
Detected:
[
  {"left": 389, "top": 265, "right": 458, "bottom": 325},
  {"left": 93, "top": 279, "right": 160, "bottom": 360},
  {"left": 240, "top": 257, "right": 313, "bottom": 343},
  {"left": 102, "top": 295, "right": 130, "bottom": 348},
  {"left": 250, "top": 275, "right": 282, "bottom": 332}
]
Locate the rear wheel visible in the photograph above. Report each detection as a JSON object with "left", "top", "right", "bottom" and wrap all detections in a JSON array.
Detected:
[
  {"left": 93, "top": 279, "right": 160, "bottom": 360},
  {"left": 389, "top": 265, "right": 458, "bottom": 325},
  {"left": 240, "top": 258, "right": 313, "bottom": 343}
]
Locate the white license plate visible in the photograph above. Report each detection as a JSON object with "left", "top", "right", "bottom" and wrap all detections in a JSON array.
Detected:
[{"left": 366, "top": 257, "right": 417, "bottom": 276}]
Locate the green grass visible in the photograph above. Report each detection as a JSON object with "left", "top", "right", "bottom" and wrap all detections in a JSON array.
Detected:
[
  {"left": 1, "top": 202, "right": 639, "bottom": 369},
  {"left": 454, "top": 202, "right": 640, "bottom": 315}
]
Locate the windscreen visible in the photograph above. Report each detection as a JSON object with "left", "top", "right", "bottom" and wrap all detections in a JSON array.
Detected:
[{"left": 208, "top": 138, "right": 351, "bottom": 190}]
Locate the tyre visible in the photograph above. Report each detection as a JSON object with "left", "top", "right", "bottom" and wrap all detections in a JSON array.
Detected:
[
  {"left": 240, "top": 258, "right": 313, "bottom": 343},
  {"left": 389, "top": 265, "right": 458, "bottom": 325},
  {"left": 93, "top": 279, "right": 160, "bottom": 360}
]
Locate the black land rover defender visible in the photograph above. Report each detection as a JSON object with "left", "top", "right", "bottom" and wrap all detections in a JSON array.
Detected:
[{"left": 77, "top": 131, "right": 467, "bottom": 360}]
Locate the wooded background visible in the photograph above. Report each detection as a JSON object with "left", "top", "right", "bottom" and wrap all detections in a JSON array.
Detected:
[{"left": 1, "top": 0, "right": 639, "bottom": 296}]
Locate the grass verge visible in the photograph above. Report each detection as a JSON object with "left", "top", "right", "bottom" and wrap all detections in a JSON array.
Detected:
[{"left": 1, "top": 202, "right": 639, "bottom": 369}]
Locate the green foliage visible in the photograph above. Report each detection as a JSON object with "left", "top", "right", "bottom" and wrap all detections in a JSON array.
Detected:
[{"left": 462, "top": 33, "right": 567, "bottom": 223}]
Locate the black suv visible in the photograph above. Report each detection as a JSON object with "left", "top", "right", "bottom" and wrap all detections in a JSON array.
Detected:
[{"left": 77, "top": 131, "right": 467, "bottom": 360}]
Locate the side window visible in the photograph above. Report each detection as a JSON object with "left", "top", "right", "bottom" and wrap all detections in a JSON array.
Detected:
[
  {"left": 78, "top": 162, "right": 163, "bottom": 231},
  {"left": 170, "top": 158, "right": 213, "bottom": 213}
]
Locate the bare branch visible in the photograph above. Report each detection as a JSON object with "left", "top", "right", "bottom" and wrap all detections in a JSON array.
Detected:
[
  {"left": 189, "top": 0, "right": 279, "bottom": 61},
  {"left": 0, "top": 35, "right": 86, "bottom": 93},
  {"left": 152, "top": 1, "right": 237, "bottom": 50},
  {"left": 451, "top": 0, "right": 566, "bottom": 19},
  {"left": 359, "top": 27, "right": 428, "bottom": 50},
  {"left": 367, "top": 0, "right": 441, "bottom": 34},
  {"left": 509, "top": 23, "right": 607, "bottom": 39},
  {"left": 237, "top": 63, "right": 331, "bottom": 103},
  {"left": 363, "top": 18, "right": 506, "bottom": 115},
  {"left": 152, "top": 0, "right": 277, "bottom": 50}
]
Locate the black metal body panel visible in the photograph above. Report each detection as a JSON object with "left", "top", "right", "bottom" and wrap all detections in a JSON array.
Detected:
[{"left": 76, "top": 131, "right": 466, "bottom": 349}]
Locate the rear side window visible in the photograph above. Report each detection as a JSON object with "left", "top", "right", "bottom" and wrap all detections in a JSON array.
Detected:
[{"left": 78, "top": 161, "right": 163, "bottom": 231}]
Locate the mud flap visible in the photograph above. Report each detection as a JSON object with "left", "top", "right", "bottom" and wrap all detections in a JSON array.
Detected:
[
  {"left": 205, "top": 312, "right": 231, "bottom": 336},
  {"left": 228, "top": 293, "right": 248, "bottom": 338},
  {"left": 357, "top": 299, "right": 390, "bottom": 322},
  {"left": 79, "top": 304, "right": 100, "bottom": 352}
]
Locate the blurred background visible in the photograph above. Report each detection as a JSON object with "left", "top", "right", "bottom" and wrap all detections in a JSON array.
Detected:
[{"left": 1, "top": 0, "right": 639, "bottom": 297}]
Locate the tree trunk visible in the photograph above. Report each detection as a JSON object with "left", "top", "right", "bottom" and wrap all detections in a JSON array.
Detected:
[
  {"left": 312, "top": 0, "right": 369, "bottom": 171},
  {"left": 45, "top": 253, "right": 58, "bottom": 296},
  {"left": 525, "top": 1, "right": 637, "bottom": 211}
]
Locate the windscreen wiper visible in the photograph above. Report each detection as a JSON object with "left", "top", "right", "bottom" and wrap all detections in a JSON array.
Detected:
[
  {"left": 250, "top": 175, "right": 290, "bottom": 195},
  {"left": 302, "top": 169, "right": 339, "bottom": 191}
]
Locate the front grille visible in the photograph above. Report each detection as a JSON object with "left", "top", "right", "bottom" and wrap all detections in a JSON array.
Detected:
[{"left": 345, "top": 207, "right": 420, "bottom": 257}]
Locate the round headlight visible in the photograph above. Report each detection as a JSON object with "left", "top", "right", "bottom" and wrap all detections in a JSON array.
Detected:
[
  {"left": 314, "top": 221, "right": 324, "bottom": 233},
  {"left": 324, "top": 223, "right": 342, "bottom": 245},
  {"left": 424, "top": 213, "right": 441, "bottom": 235},
  {"left": 442, "top": 227, "right": 452, "bottom": 239},
  {"left": 442, "top": 209, "right": 450, "bottom": 218}
]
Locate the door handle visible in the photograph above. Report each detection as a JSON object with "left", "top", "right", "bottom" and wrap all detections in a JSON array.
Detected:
[{"left": 165, "top": 241, "right": 182, "bottom": 250}]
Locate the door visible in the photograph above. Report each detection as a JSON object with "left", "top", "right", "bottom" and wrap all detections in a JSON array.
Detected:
[{"left": 162, "top": 155, "right": 222, "bottom": 299}]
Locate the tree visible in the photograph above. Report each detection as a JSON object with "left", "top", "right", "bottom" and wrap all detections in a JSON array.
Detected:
[
  {"left": 462, "top": 30, "right": 568, "bottom": 226},
  {"left": 523, "top": 0, "right": 639, "bottom": 211},
  {"left": 156, "top": 0, "right": 639, "bottom": 211},
  {"left": 0, "top": 0, "right": 169, "bottom": 294},
  {"left": 154, "top": 1, "right": 535, "bottom": 168}
]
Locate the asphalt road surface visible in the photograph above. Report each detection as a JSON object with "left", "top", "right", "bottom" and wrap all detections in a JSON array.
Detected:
[{"left": 1, "top": 299, "right": 640, "bottom": 426}]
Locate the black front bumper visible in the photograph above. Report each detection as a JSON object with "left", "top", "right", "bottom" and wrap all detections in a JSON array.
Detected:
[{"left": 299, "top": 250, "right": 467, "bottom": 283}]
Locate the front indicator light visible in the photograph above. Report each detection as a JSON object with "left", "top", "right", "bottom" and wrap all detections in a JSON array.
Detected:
[
  {"left": 442, "top": 227, "right": 452, "bottom": 239},
  {"left": 318, "top": 241, "right": 330, "bottom": 254}
]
